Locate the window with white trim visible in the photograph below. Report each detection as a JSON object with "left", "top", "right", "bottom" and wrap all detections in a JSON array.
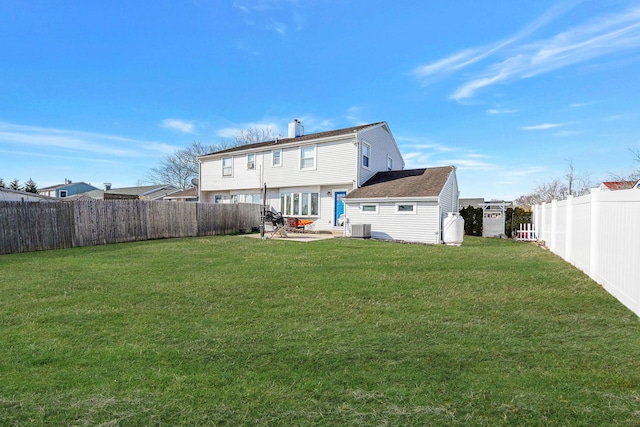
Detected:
[
  {"left": 300, "top": 145, "right": 315, "bottom": 170},
  {"left": 59, "top": 190, "right": 68, "bottom": 198},
  {"left": 280, "top": 192, "right": 319, "bottom": 216},
  {"left": 387, "top": 156, "right": 393, "bottom": 171},
  {"left": 362, "top": 142, "right": 370, "bottom": 168},
  {"left": 222, "top": 157, "right": 233, "bottom": 176},
  {"left": 232, "top": 193, "right": 260, "bottom": 204},
  {"left": 396, "top": 203, "right": 416, "bottom": 214},
  {"left": 272, "top": 149, "right": 282, "bottom": 167},
  {"left": 247, "top": 153, "right": 255, "bottom": 170},
  {"left": 360, "top": 203, "right": 378, "bottom": 213}
]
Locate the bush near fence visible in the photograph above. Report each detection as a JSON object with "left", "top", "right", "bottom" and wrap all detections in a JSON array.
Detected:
[{"left": 0, "top": 200, "right": 261, "bottom": 255}]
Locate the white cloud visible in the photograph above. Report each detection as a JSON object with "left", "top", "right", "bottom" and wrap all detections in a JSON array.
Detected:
[
  {"left": 234, "top": 0, "right": 305, "bottom": 36},
  {"left": 413, "top": 0, "right": 582, "bottom": 85},
  {"left": 412, "top": 2, "right": 640, "bottom": 101},
  {"left": 452, "top": 6, "right": 640, "bottom": 100},
  {"left": 521, "top": 123, "right": 564, "bottom": 130},
  {"left": 161, "top": 119, "right": 196, "bottom": 134},
  {"left": 487, "top": 108, "right": 518, "bottom": 115},
  {"left": 0, "top": 121, "right": 177, "bottom": 157}
]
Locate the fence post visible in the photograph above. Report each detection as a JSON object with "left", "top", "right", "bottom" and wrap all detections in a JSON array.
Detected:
[
  {"left": 588, "top": 188, "right": 600, "bottom": 284},
  {"left": 549, "top": 199, "right": 558, "bottom": 253},
  {"left": 540, "top": 202, "right": 546, "bottom": 242},
  {"left": 565, "top": 195, "right": 573, "bottom": 264}
]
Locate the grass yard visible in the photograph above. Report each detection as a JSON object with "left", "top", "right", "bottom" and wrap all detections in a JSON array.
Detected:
[{"left": 0, "top": 235, "right": 639, "bottom": 426}]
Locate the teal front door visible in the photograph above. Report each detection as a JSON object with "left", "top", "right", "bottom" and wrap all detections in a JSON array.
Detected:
[{"left": 334, "top": 191, "right": 346, "bottom": 226}]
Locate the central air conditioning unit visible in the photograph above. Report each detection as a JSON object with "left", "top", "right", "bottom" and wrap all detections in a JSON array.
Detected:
[{"left": 351, "top": 223, "right": 371, "bottom": 238}]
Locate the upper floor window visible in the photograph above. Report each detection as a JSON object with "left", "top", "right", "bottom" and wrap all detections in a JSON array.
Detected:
[
  {"left": 247, "top": 153, "right": 255, "bottom": 170},
  {"left": 300, "top": 145, "right": 316, "bottom": 170},
  {"left": 272, "top": 149, "right": 282, "bottom": 167},
  {"left": 222, "top": 157, "right": 233, "bottom": 176},
  {"left": 387, "top": 156, "right": 393, "bottom": 171},
  {"left": 362, "top": 142, "right": 371, "bottom": 168},
  {"left": 59, "top": 190, "right": 68, "bottom": 198}
]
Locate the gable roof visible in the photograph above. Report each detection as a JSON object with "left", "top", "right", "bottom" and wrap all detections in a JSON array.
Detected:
[
  {"left": 600, "top": 181, "right": 636, "bottom": 191},
  {"left": 201, "top": 122, "right": 386, "bottom": 157},
  {"left": 0, "top": 187, "right": 56, "bottom": 202},
  {"left": 39, "top": 181, "right": 98, "bottom": 191},
  {"left": 163, "top": 187, "right": 198, "bottom": 200},
  {"left": 344, "top": 166, "right": 455, "bottom": 199}
]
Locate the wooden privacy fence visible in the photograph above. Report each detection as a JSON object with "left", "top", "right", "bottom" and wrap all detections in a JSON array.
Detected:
[
  {"left": 532, "top": 187, "right": 640, "bottom": 317},
  {"left": 0, "top": 200, "right": 261, "bottom": 255}
]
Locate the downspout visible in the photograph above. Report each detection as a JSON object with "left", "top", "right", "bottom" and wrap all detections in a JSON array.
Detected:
[
  {"left": 198, "top": 159, "right": 202, "bottom": 203},
  {"left": 354, "top": 131, "right": 360, "bottom": 189}
]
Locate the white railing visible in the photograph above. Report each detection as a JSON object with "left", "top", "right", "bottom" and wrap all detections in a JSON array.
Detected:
[
  {"left": 515, "top": 223, "right": 537, "bottom": 241},
  {"left": 532, "top": 187, "right": 640, "bottom": 317}
]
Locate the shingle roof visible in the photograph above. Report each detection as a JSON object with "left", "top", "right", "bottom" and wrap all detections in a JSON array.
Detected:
[
  {"left": 345, "top": 166, "right": 454, "bottom": 199},
  {"left": 202, "top": 122, "right": 386, "bottom": 156},
  {"left": 601, "top": 181, "right": 636, "bottom": 190}
]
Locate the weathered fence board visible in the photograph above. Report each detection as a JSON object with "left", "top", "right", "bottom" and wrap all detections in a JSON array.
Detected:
[{"left": 0, "top": 201, "right": 261, "bottom": 255}]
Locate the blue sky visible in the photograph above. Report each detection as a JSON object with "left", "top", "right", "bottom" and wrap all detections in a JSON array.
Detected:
[{"left": 1, "top": 0, "right": 639, "bottom": 199}]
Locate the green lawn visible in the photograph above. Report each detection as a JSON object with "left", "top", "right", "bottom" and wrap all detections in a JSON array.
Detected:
[{"left": 1, "top": 236, "right": 638, "bottom": 426}]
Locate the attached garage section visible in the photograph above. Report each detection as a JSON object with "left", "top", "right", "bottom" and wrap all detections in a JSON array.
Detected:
[
  {"left": 344, "top": 199, "right": 441, "bottom": 243},
  {"left": 343, "top": 166, "right": 459, "bottom": 244}
]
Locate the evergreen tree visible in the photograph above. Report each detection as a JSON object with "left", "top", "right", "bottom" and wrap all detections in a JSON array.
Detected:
[
  {"left": 0, "top": 177, "right": 5, "bottom": 188},
  {"left": 9, "top": 179, "right": 22, "bottom": 191},
  {"left": 24, "top": 178, "right": 38, "bottom": 193}
]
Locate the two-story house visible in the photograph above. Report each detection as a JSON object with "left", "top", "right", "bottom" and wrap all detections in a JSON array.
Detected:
[{"left": 198, "top": 120, "right": 404, "bottom": 231}]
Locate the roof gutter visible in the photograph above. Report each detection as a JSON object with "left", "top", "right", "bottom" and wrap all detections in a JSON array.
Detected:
[{"left": 343, "top": 196, "right": 440, "bottom": 203}]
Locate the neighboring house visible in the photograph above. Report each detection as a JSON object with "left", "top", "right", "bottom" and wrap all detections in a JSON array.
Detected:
[
  {"left": 39, "top": 179, "right": 99, "bottom": 198},
  {"left": 459, "top": 197, "right": 484, "bottom": 210},
  {"left": 198, "top": 120, "right": 404, "bottom": 231},
  {"left": 66, "top": 184, "right": 178, "bottom": 200},
  {"left": 342, "top": 166, "right": 459, "bottom": 244},
  {"left": 163, "top": 187, "right": 198, "bottom": 202},
  {"left": 599, "top": 181, "right": 637, "bottom": 191},
  {"left": 0, "top": 187, "right": 56, "bottom": 202}
]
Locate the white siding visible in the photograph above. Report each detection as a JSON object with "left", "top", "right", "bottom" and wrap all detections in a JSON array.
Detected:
[
  {"left": 344, "top": 201, "right": 441, "bottom": 244},
  {"left": 357, "top": 125, "right": 403, "bottom": 185},
  {"left": 198, "top": 122, "right": 404, "bottom": 228},
  {"left": 438, "top": 170, "right": 459, "bottom": 224},
  {"left": 263, "top": 138, "right": 357, "bottom": 188}
]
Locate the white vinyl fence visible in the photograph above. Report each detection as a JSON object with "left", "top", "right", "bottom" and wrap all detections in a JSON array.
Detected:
[{"left": 532, "top": 187, "right": 640, "bottom": 317}]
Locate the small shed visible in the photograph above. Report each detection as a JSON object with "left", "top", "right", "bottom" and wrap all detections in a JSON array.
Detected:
[
  {"left": 342, "top": 166, "right": 459, "bottom": 244},
  {"left": 482, "top": 201, "right": 512, "bottom": 238}
]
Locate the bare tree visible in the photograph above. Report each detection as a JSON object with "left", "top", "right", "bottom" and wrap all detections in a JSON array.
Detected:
[
  {"left": 145, "top": 127, "right": 280, "bottom": 190},
  {"left": 232, "top": 127, "right": 279, "bottom": 146},
  {"left": 146, "top": 141, "right": 219, "bottom": 190},
  {"left": 609, "top": 147, "right": 640, "bottom": 182}
]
